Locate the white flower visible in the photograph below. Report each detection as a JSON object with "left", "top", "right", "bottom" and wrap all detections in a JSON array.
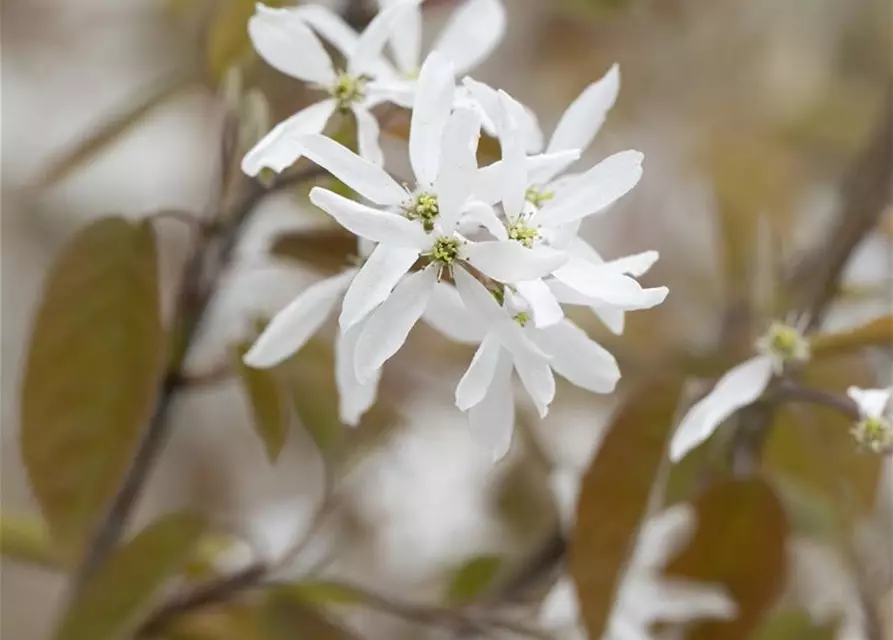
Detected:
[
  {"left": 241, "top": 0, "right": 420, "bottom": 174},
  {"left": 669, "top": 319, "right": 811, "bottom": 462},
  {"left": 242, "top": 241, "right": 381, "bottom": 427},
  {"left": 848, "top": 386, "right": 893, "bottom": 453},
  {"left": 287, "top": 53, "right": 565, "bottom": 385},
  {"left": 540, "top": 476, "right": 736, "bottom": 640},
  {"left": 446, "top": 268, "right": 620, "bottom": 459}
]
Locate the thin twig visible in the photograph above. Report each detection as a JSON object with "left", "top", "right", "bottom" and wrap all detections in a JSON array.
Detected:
[{"left": 774, "top": 383, "right": 860, "bottom": 420}]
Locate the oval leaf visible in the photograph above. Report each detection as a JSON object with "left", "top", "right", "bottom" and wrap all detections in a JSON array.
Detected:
[
  {"left": 21, "top": 218, "right": 162, "bottom": 555},
  {"left": 264, "top": 587, "right": 359, "bottom": 640},
  {"left": 810, "top": 315, "right": 893, "bottom": 357},
  {"left": 570, "top": 377, "right": 684, "bottom": 639},
  {"left": 55, "top": 512, "right": 205, "bottom": 640},
  {"left": 235, "top": 342, "right": 290, "bottom": 462},
  {"left": 446, "top": 555, "right": 503, "bottom": 605},
  {"left": 664, "top": 478, "right": 788, "bottom": 640}
]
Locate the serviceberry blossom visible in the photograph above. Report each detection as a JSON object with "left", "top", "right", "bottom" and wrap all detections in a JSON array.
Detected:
[
  {"left": 241, "top": 0, "right": 420, "bottom": 173},
  {"left": 669, "top": 318, "right": 812, "bottom": 462},
  {"left": 848, "top": 386, "right": 893, "bottom": 453}
]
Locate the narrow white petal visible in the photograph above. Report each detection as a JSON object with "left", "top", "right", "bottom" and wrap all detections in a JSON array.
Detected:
[
  {"left": 297, "top": 135, "right": 407, "bottom": 205},
  {"left": 461, "top": 76, "right": 500, "bottom": 129},
  {"left": 366, "top": 79, "right": 416, "bottom": 109},
  {"left": 847, "top": 387, "right": 892, "bottom": 420},
  {"left": 605, "top": 250, "right": 660, "bottom": 277},
  {"left": 474, "top": 150, "right": 580, "bottom": 205},
  {"left": 458, "top": 201, "right": 508, "bottom": 240},
  {"left": 410, "top": 51, "right": 455, "bottom": 185},
  {"left": 591, "top": 305, "right": 626, "bottom": 335},
  {"left": 669, "top": 355, "right": 775, "bottom": 462},
  {"left": 352, "top": 106, "right": 384, "bottom": 167},
  {"left": 248, "top": 4, "right": 336, "bottom": 84},
  {"left": 456, "top": 332, "right": 502, "bottom": 410},
  {"left": 463, "top": 241, "right": 568, "bottom": 283},
  {"left": 467, "top": 350, "right": 515, "bottom": 460},
  {"left": 240, "top": 100, "right": 336, "bottom": 176},
  {"left": 552, "top": 257, "right": 650, "bottom": 306},
  {"left": 531, "top": 319, "right": 620, "bottom": 394},
  {"left": 497, "top": 90, "right": 529, "bottom": 218},
  {"left": 339, "top": 243, "right": 418, "bottom": 329},
  {"left": 514, "top": 353, "right": 555, "bottom": 418},
  {"left": 431, "top": 0, "right": 506, "bottom": 76},
  {"left": 548, "top": 273, "right": 667, "bottom": 312},
  {"left": 535, "top": 150, "right": 644, "bottom": 226},
  {"left": 243, "top": 269, "right": 356, "bottom": 368},
  {"left": 422, "top": 282, "right": 487, "bottom": 344},
  {"left": 378, "top": 0, "right": 422, "bottom": 74},
  {"left": 566, "top": 236, "right": 604, "bottom": 264},
  {"left": 309, "top": 188, "right": 428, "bottom": 248},
  {"left": 644, "top": 580, "right": 737, "bottom": 622},
  {"left": 335, "top": 321, "right": 381, "bottom": 426},
  {"left": 547, "top": 64, "right": 619, "bottom": 154},
  {"left": 292, "top": 4, "right": 360, "bottom": 58},
  {"left": 354, "top": 267, "right": 437, "bottom": 381},
  {"left": 349, "top": 0, "right": 421, "bottom": 77},
  {"left": 435, "top": 108, "right": 481, "bottom": 230},
  {"left": 453, "top": 266, "right": 547, "bottom": 362},
  {"left": 515, "top": 279, "right": 564, "bottom": 328},
  {"left": 519, "top": 103, "right": 545, "bottom": 154}
]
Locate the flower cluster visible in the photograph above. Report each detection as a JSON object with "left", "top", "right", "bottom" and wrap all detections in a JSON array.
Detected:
[{"left": 241, "top": 0, "right": 667, "bottom": 459}]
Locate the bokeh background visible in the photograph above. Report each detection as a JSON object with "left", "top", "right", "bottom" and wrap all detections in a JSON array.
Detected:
[{"left": 2, "top": 0, "right": 891, "bottom": 638}]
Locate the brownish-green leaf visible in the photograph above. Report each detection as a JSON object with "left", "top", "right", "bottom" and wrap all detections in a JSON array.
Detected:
[
  {"left": 55, "top": 512, "right": 204, "bottom": 640},
  {"left": 36, "top": 75, "right": 193, "bottom": 188},
  {"left": 163, "top": 603, "right": 268, "bottom": 640},
  {"left": 280, "top": 581, "right": 367, "bottom": 608},
  {"left": 235, "top": 342, "right": 290, "bottom": 462},
  {"left": 446, "top": 555, "right": 503, "bottom": 605},
  {"left": 21, "top": 218, "right": 162, "bottom": 556},
  {"left": 665, "top": 478, "right": 788, "bottom": 640},
  {"left": 750, "top": 609, "right": 839, "bottom": 640},
  {"left": 570, "top": 377, "right": 684, "bottom": 640},
  {"left": 269, "top": 229, "right": 359, "bottom": 276},
  {"left": 0, "top": 511, "right": 59, "bottom": 569},
  {"left": 810, "top": 315, "right": 893, "bottom": 357},
  {"left": 264, "top": 587, "right": 358, "bottom": 640}
]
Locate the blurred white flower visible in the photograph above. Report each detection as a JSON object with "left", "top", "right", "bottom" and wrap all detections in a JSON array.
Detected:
[
  {"left": 241, "top": 0, "right": 420, "bottom": 173},
  {"left": 669, "top": 319, "right": 811, "bottom": 462},
  {"left": 848, "top": 386, "right": 893, "bottom": 453}
]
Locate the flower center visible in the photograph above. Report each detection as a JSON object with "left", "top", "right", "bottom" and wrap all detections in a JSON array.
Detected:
[
  {"left": 756, "top": 321, "right": 810, "bottom": 372},
  {"left": 430, "top": 236, "right": 461, "bottom": 265},
  {"left": 404, "top": 192, "right": 440, "bottom": 232},
  {"left": 330, "top": 72, "right": 366, "bottom": 110},
  {"left": 513, "top": 311, "right": 530, "bottom": 327},
  {"left": 851, "top": 416, "right": 893, "bottom": 453},
  {"left": 525, "top": 186, "right": 555, "bottom": 207},
  {"left": 508, "top": 219, "right": 540, "bottom": 248}
]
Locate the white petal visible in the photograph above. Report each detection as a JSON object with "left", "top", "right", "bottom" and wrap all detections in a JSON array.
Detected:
[
  {"left": 435, "top": 108, "right": 481, "bottom": 230},
  {"left": 547, "top": 64, "right": 619, "bottom": 154},
  {"left": 535, "top": 150, "right": 644, "bottom": 226},
  {"left": 335, "top": 321, "right": 381, "bottom": 426},
  {"left": 496, "top": 90, "right": 529, "bottom": 218},
  {"left": 552, "top": 257, "right": 651, "bottom": 306},
  {"left": 339, "top": 243, "right": 418, "bottom": 329},
  {"left": 642, "top": 579, "right": 737, "bottom": 623},
  {"left": 379, "top": 0, "right": 422, "bottom": 75},
  {"left": 453, "top": 266, "right": 547, "bottom": 362},
  {"left": 474, "top": 151, "right": 580, "bottom": 205},
  {"left": 463, "top": 241, "right": 568, "bottom": 283},
  {"left": 539, "top": 577, "right": 581, "bottom": 629},
  {"left": 530, "top": 319, "right": 620, "bottom": 394},
  {"left": 458, "top": 201, "right": 508, "bottom": 240},
  {"left": 240, "top": 100, "right": 336, "bottom": 176},
  {"left": 349, "top": 0, "right": 422, "bottom": 76},
  {"left": 422, "top": 282, "right": 487, "bottom": 344},
  {"left": 409, "top": 52, "right": 456, "bottom": 185},
  {"left": 354, "top": 267, "right": 437, "bottom": 381},
  {"left": 515, "top": 279, "right": 564, "bottom": 328},
  {"left": 669, "top": 355, "right": 775, "bottom": 462},
  {"left": 590, "top": 305, "right": 626, "bottom": 335},
  {"left": 847, "top": 387, "right": 892, "bottom": 420},
  {"left": 461, "top": 76, "right": 500, "bottom": 128},
  {"left": 431, "top": 0, "right": 506, "bottom": 76},
  {"left": 309, "top": 188, "right": 428, "bottom": 248},
  {"left": 366, "top": 79, "right": 416, "bottom": 109},
  {"left": 352, "top": 105, "right": 384, "bottom": 167},
  {"left": 248, "top": 4, "right": 336, "bottom": 84},
  {"left": 296, "top": 135, "right": 407, "bottom": 205},
  {"left": 456, "top": 332, "right": 502, "bottom": 410},
  {"left": 467, "top": 350, "right": 515, "bottom": 460},
  {"left": 292, "top": 4, "right": 360, "bottom": 59},
  {"left": 605, "top": 250, "right": 660, "bottom": 277},
  {"left": 243, "top": 269, "right": 356, "bottom": 368},
  {"left": 514, "top": 353, "right": 555, "bottom": 418}
]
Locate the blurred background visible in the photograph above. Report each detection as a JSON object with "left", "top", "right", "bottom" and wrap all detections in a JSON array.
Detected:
[{"left": 2, "top": 0, "right": 891, "bottom": 638}]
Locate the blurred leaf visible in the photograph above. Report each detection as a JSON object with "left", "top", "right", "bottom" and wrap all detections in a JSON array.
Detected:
[
  {"left": 750, "top": 609, "right": 838, "bottom": 640},
  {"left": 36, "top": 75, "right": 193, "bottom": 189},
  {"left": 446, "top": 555, "right": 503, "bottom": 605},
  {"left": 207, "top": 0, "right": 285, "bottom": 83},
  {"left": 270, "top": 229, "right": 358, "bottom": 276},
  {"left": 264, "top": 587, "right": 358, "bottom": 639},
  {"left": 281, "top": 581, "right": 367, "bottom": 607},
  {"left": 21, "top": 218, "right": 162, "bottom": 556},
  {"left": 570, "top": 377, "right": 684, "bottom": 639},
  {"left": 235, "top": 342, "right": 290, "bottom": 462},
  {"left": 810, "top": 315, "right": 892, "bottom": 357},
  {"left": 165, "top": 603, "right": 269, "bottom": 640},
  {"left": 0, "top": 511, "right": 59, "bottom": 569},
  {"left": 55, "top": 513, "right": 204, "bottom": 640},
  {"left": 665, "top": 478, "right": 788, "bottom": 640}
]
